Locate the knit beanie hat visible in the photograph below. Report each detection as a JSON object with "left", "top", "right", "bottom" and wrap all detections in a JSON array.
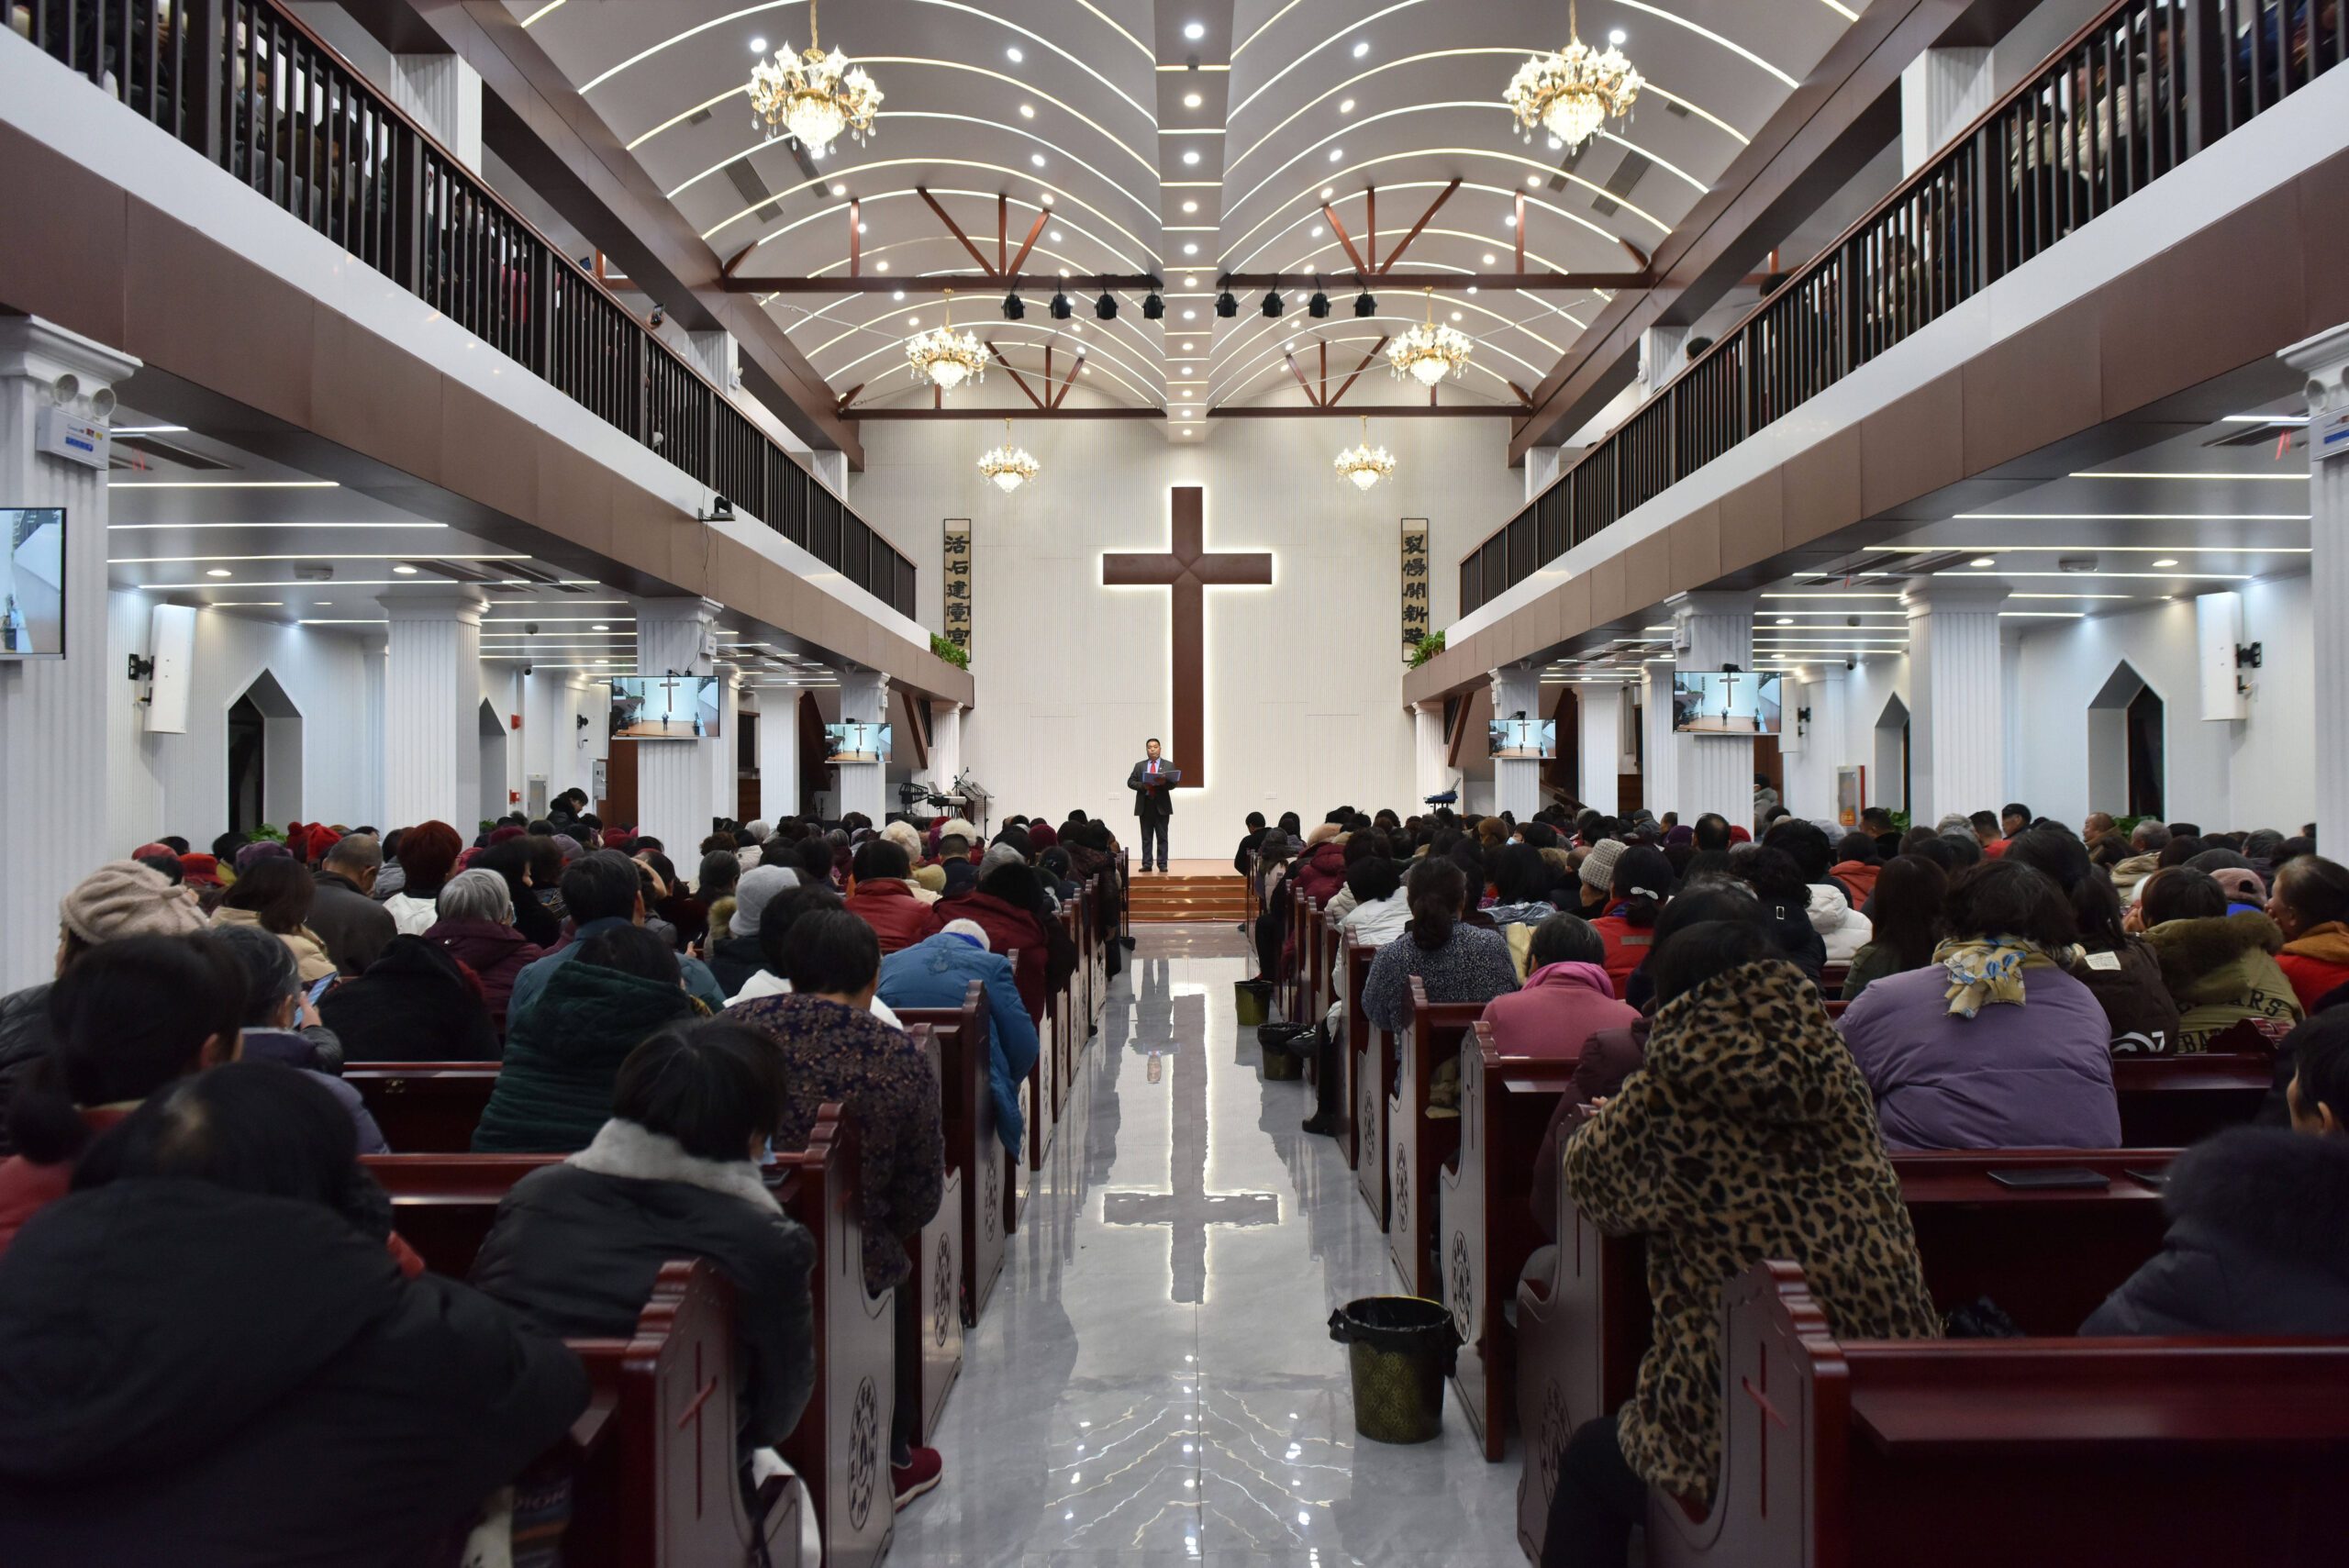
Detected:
[
  {"left": 177, "top": 853, "right": 222, "bottom": 886},
  {"left": 1578, "top": 839, "right": 1627, "bottom": 894},
  {"left": 60, "top": 861, "right": 208, "bottom": 945},
  {"left": 909, "top": 862, "right": 948, "bottom": 894},
  {"left": 978, "top": 843, "right": 1027, "bottom": 879},
  {"left": 731, "top": 865, "right": 799, "bottom": 939},
  {"left": 234, "top": 840, "right": 292, "bottom": 873}
]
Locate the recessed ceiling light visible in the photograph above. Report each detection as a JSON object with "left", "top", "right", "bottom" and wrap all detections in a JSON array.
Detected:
[
  {"left": 1030, "top": 152, "right": 1046, "bottom": 167},
  {"left": 1466, "top": 284, "right": 1478, "bottom": 294},
  {"left": 1041, "top": 194, "right": 1053, "bottom": 205},
  {"left": 1320, "top": 185, "right": 1333, "bottom": 199},
  {"left": 1504, "top": 215, "right": 1516, "bottom": 228},
  {"left": 749, "top": 36, "right": 766, "bottom": 52},
  {"left": 1451, "top": 310, "right": 1464, "bottom": 321},
  {"left": 1184, "top": 21, "right": 1205, "bottom": 39},
  {"left": 1328, "top": 148, "right": 1342, "bottom": 161},
  {"left": 1183, "top": 150, "right": 1200, "bottom": 165},
  {"left": 1181, "top": 200, "right": 1197, "bottom": 213},
  {"left": 1776, "top": 617, "right": 1794, "bottom": 626},
  {"left": 1482, "top": 252, "right": 1496, "bottom": 264},
  {"left": 206, "top": 568, "right": 231, "bottom": 577},
  {"left": 1019, "top": 103, "right": 1035, "bottom": 118},
  {"left": 1339, "top": 98, "right": 1354, "bottom": 113},
  {"left": 1352, "top": 39, "right": 1369, "bottom": 57},
  {"left": 1527, "top": 174, "right": 1542, "bottom": 186},
  {"left": 392, "top": 564, "right": 417, "bottom": 575},
  {"left": 1310, "top": 224, "right": 1324, "bottom": 237},
  {"left": 1183, "top": 309, "right": 1197, "bottom": 318},
  {"left": 1050, "top": 229, "right": 1063, "bottom": 241},
  {"left": 592, "top": 624, "right": 609, "bottom": 631},
  {"left": 1609, "top": 28, "right": 1628, "bottom": 44},
  {"left": 830, "top": 183, "right": 847, "bottom": 195},
  {"left": 906, "top": 316, "right": 918, "bottom": 326},
  {"left": 855, "top": 221, "right": 866, "bottom": 233},
  {"left": 1183, "top": 242, "right": 1197, "bottom": 254},
  {"left": 1970, "top": 556, "right": 1996, "bottom": 567},
  {"left": 893, "top": 289, "right": 905, "bottom": 300},
  {"left": 1006, "top": 45, "right": 1023, "bottom": 61},
  {"left": 1183, "top": 92, "right": 1203, "bottom": 108},
  {"left": 2153, "top": 558, "right": 2180, "bottom": 567},
  {"left": 875, "top": 261, "right": 889, "bottom": 272}
]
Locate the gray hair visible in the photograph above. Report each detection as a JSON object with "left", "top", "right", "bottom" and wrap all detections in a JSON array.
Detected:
[
  {"left": 323, "top": 832, "right": 384, "bottom": 873},
  {"left": 437, "top": 867, "right": 514, "bottom": 925},
  {"left": 2133, "top": 820, "right": 2173, "bottom": 851}
]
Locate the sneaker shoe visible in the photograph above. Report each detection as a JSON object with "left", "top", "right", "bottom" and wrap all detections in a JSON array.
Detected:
[{"left": 892, "top": 1447, "right": 943, "bottom": 1510}]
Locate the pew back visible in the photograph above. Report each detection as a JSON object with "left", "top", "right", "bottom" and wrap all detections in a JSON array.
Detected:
[
  {"left": 898, "top": 1026, "right": 963, "bottom": 1447},
  {"left": 2112, "top": 1051, "right": 2270, "bottom": 1146},
  {"left": 348, "top": 1062, "right": 499, "bottom": 1152},
  {"left": 1386, "top": 980, "right": 1485, "bottom": 1297},
  {"left": 1348, "top": 936, "right": 1390, "bottom": 1223},
  {"left": 894, "top": 981, "right": 1005, "bottom": 1322}
]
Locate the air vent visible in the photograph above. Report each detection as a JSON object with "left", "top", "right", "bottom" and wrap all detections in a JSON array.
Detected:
[
  {"left": 492, "top": 562, "right": 562, "bottom": 585},
  {"left": 293, "top": 563, "right": 334, "bottom": 582},
  {"left": 726, "top": 158, "right": 782, "bottom": 224},
  {"left": 2058, "top": 556, "right": 2099, "bottom": 573},
  {"left": 1591, "top": 195, "right": 1619, "bottom": 217},
  {"left": 1664, "top": 99, "right": 1689, "bottom": 117},
  {"left": 111, "top": 436, "right": 233, "bottom": 471},
  {"left": 1604, "top": 150, "right": 1651, "bottom": 199},
  {"left": 405, "top": 560, "right": 499, "bottom": 584},
  {"left": 1796, "top": 550, "right": 1976, "bottom": 587},
  {"left": 687, "top": 106, "right": 712, "bottom": 127},
  {"left": 1547, "top": 141, "right": 1588, "bottom": 192},
  {"left": 2206, "top": 422, "right": 2304, "bottom": 450}
]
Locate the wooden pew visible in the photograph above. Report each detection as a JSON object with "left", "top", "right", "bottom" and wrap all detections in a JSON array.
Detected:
[
  {"left": 894, "top": 980, "right": 1007, "bottom": 1323},
  {"left": 1440, "top": 1023, "right": 1575, "bottom": 1461},
  {"left": 1007, "top": 945, "right": 1057, "bottom": 1179},
  {"left": 562, "top": 1259, "right": 805, "bottom": 1568},
  {"left": 348, "top": 1062, "right": 499, "bottom": 1151},
  {"left": 1312, "top": 907, "right": 1351, "bottom": 1137},
  {"left": 898, "top": 1025, "right": 963, "bottom": 1448},
  {"left": 1513, "top": 1146, "right": 2178, "bottom": 1559},
  {"left": 2113, "top": 1051, "right": 2270, "bottom": 1146},
  {"left": 1387, "top": 979, "right": 1485, "bottom": 1296},
  {"left": 1649, "top": 1259, "right": 2349, "bottom": 1568},
  {"left": 368, "top": 1106, "right": 899, "bottom": 1568},
  {"left": 1348, "top": 934, "right": 1390, "bottom": 1222}
]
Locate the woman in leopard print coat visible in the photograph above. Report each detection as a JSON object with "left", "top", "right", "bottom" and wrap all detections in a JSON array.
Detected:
[{"left": 1544, "top": 923, "right": 1939, "bottom": 1568}]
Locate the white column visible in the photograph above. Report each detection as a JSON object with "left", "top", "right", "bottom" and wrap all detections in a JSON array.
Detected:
[
  {"left": 837, "top": 669, "right": 890, "bottom": 823},
  {"left": 1524, "top": 447, "right": 1562, "bottom": 503},
  {"left": 757, "top": 686, "right": 803, "bottom": 821},
  {"left": 1413, "top": 699, "right": 1453, "bottom": 806},
  {"left": 1783, "top": 662, "right": 1849, "bottom": 823},
  {"left": 1642, "top": 661, "right": 1678, "bottom": 822},
  {"left": 1904, "top": 576, "right": 2009, "bottom": 828},
  {"left": 1491, "top": 662, "right": 1542, "bottom": 819},
  {"left": 713, "top": 668, "right": 742, "bottom": 826},
  {"left": 1639, "top": 326, "right": 1690, "bottom": 392},
  {"left": 1673, "top": 592, "right": 1758, "bottom": 830},
  {"left": 1901, "top": 47, "right": 1992, "bottom": 176},
  {"left": 809, "top": 450, "right": 850, "bottom": 501},
  {"left": 1576, "top": 683, "right": 1624, "bottom": 817},
  {"left": 379, "top": 590, "right": 485, "bottom": 831},
  {"left": 682, "top": 330, "right": 740, "bottom": 393},
  {"left": 927, "top": 700, "right": 964, "bottom": 798},
  {"left": 2286, "top": 324, "right": 2349, "bottom": 849},
  {"left": 0, "top": 318, "right": 139, "bottom": 992},
  {"left": 631, "top": 597, "right": 721, "bottom": 851},
  {"left": 391, "top": 53, "right": 483, "bottom": 172}
]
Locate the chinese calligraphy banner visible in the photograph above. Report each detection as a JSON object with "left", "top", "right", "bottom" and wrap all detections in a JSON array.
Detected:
[
  {"left": 942, "top": 519, "right": 973, "bottom": 652},
  {"left": 1400, "top": 519, "right": 1430, "bottom": 652}
]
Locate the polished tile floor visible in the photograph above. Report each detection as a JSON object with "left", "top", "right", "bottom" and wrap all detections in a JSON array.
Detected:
[{"left": 893, "top": 926, "right": 1524, "bottom": 1568}]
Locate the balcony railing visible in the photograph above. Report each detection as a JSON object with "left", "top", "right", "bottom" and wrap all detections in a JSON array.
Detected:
[
  {"left": 18, "top": 0, "right": 917, "bottom": 622},
  {"left": 1459, "top": 0, "right": 2345, "bottom": 617}
]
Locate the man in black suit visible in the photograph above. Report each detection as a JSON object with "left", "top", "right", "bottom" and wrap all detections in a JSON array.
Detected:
[{"left": 1127, "top": 738, "right": 1174, "bottom": 873}]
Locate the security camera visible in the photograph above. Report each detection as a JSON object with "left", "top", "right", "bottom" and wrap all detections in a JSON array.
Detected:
[
  {"left": 649, "top": 306, "right": 665, "bottom": 328},
  {"left": 524, "top": 622, "right": 540, "bottom": 636}
]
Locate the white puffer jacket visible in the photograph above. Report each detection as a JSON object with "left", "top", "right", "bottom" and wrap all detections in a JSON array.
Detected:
[{"left": 1807, "top": 882, "right": 1873, "bottom": 963}]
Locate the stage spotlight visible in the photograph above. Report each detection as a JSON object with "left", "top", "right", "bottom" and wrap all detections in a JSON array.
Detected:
[
  {"left": 1050, "top": 291, "right": 1074, "bottom": 319},
  {"left": 1095, "top": 291, "right": 1119, "bottom": 320},
  {"left": 1353, "top": 291, "right": 1377, "bottom": 317},
  {"left": 1214, "top": 289, "right": 1239, "bottom": 317},
  {"left": 1002, "top": 292, "right": 1026, "bottom": 320}
]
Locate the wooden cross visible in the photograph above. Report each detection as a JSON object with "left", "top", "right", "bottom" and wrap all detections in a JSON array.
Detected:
[
  {"left": 1101, "top": 964, "right": 1277, "bottom": 1304},
  {"left": 1101, "top": 486, "right": 1271, "bottom": 793}
]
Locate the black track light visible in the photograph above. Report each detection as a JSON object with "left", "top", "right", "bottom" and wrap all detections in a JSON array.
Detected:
[
  {"left": 1001, "top": 292, "right": 1025, "bottom": 320},
  {"left": 1141, "top": 292, "right": 1165, "bottom": 320},
  {"left": 1049, "top": 291, "right": 1073, "bottom": 320},
  {"left": 1261, "top": 288, "right": 1285, "bottom": 317},
  {"left": 1214, "top": 289, "right": 1239, "bottom": 317},
  {"left": 1095, "top": 291, "right": 1119, "bottom": 320},
  {"left": 1308, "top": 290, "right": 1331, "bottom": 318},
  {"left": 1353, "top": 290, "right": 1377, "bottom": 317}
]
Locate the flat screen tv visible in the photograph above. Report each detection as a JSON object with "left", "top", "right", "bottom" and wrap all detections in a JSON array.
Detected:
[
  {"left": 1, "top": 507, "right": 64, "bottom": 658},
  {"left": 1672, "top": 671, "right": 1782, "bottom": 735},
  {"left": 1487, "top": 718, "right": 1556, "bottom": 760},
  {"left": 825, "top": 722, "right": 890, "bottom": 763},
  {"left": 609, "top": 675, "right": 722, "bottom": 739}
]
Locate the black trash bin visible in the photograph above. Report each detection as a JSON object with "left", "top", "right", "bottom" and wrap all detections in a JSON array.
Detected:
[
  {"left": 1329, "top": 1296, "right": 1458, "bottom": 1443},
  {"left": 1256, "top": 1020, "right": 1310, "bottom": 1080}
]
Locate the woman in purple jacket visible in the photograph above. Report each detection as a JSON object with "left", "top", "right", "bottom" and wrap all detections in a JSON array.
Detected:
[{"left": 1836, "top": 859, "right": 2120, "bottom": 1151}]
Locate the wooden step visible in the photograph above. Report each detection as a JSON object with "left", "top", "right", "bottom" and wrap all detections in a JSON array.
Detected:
[{"left": 1127, "top": 873, "right": 1252, "bottom": 924}]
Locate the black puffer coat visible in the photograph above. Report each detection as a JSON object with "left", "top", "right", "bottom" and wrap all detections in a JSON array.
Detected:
[
  {"left": 0, "top": 984, "right": 53, "bottom": 1158},
  {"left": 2082, "top": 1126, "right": 2349, "bottom": 1335}
]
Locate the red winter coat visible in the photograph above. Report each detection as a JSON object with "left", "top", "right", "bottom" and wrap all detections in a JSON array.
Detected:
[
  {"left": 1291, "top": 841, "right": 1349, "bottom": 906},
  {"left": 843, "top": 879, "right": 946, "bottom": 955},
  {"left": 937, "top": 891, "right": 1051, "bottom": 1019}
]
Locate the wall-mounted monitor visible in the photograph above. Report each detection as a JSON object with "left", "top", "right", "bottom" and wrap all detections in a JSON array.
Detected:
[
  {"left": 1673, "top": 671, "right": 1782, "bottom": 734},
  {"left": 610, "top": 675, "right": 721, "bottom": 739},
  {"left": 1488, "top": 718, "right": 1555, "bottom": 759},
  {"left": 1, "top": 507, "right": 65, "bottom": 659},
  {"left": 825, "top": 722, "right": 890, "bottom": 763}
]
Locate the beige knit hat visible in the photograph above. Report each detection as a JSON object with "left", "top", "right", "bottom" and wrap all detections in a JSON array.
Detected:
[
  {"left": 60, "top": 860, "right": 208, "bottom": 946},
  {"left": 1578, "top": 839, "right": 1627, "bottom": 894}
]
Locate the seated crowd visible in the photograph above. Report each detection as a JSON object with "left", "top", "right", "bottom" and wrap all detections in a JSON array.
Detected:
[
  {"left": 0, "top": 794, "right": 1117, "bottom": 1563},
  {"left": 1244, "top": 796, "right": 2347, "bottom": 1568}
]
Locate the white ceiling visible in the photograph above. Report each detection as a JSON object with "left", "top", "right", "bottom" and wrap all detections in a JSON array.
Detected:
[{"left": 509, "top": 0, "right": 1860, "bottom": 433}]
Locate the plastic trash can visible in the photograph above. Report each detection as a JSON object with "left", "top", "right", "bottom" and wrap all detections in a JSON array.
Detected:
[
  {"left": 1329, "top": 1296, "right": 1458, "bottom": 1443},
  {"left": 1256, "top": 1020, "right": 1312, "bottom": 1081},
  {"left": 1234, "top": 977, "right": 1274, "bottom": 1027}
]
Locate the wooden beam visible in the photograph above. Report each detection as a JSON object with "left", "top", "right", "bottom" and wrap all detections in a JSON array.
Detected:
[
  {"left": 896, "top": 687, "right": 930, "bottom": 769},
  {"left": 1052, "top": 348, "right": 1084, "bottom": 409},
  {"left": 721, "top": 242, "right": 757, "bottom": 280},
  {"left": 997, "top": 192, "right": 1008, "bottom": 275},
  {"left": 1283, "top": 350, "right": 1322, "bottom": 406},
  {"left": 1214, "top": 271, "right": 1645, "bottom": 292},
  {"left": 834, "top": 382, "right": 864, "bottom": 412},
  {"left": 1515, "top": 191, "right": 1526, "bottom": 273},
  {"left": 1005, "top": 208, "right": 1050, "bottom": 283},
  {"left": 1620, "top": 238, "right": 1650, "bottom": 269},
  {"left": 1366, "top": 186, "right": 1377, "bottom": 272},
  {"left": 1328, "top": 337, "right": 1390, "bottom": 407},
  {"left": 1318, "top": 340, "right": 1329, "bottom": 406},
  {"left": 1209, "top": 403, "right": 1508, "bottom": 418},
  {"left": 729, "top": 270, "right": 1626, "bottom": 295},
  {"left": 1505, "top": 380, "right": 1535, "bottom": 408},
  {"left": 848, "top": 198, "right": 860, "bottom": 277},
  {"left": 1320, "top": 202, "right": 1371, "bottom": 276},
  {"left": 1380, "top": 178, "right": 1461, "bottom": 276},
  {"left": 985, "top": 341, "right": 1047, "bottom": 408},
  {"left": 852, "top": 406, "right": 1165, "bottom": 419},
  {"left": 917, "top": 186, "right": 998, "bottom": 277}
]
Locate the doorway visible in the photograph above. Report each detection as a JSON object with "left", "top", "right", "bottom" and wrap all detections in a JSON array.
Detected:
[
  {"left": 479, "top": 700, "right": 509, "bottom": 826},
  {"left": 227, "top": 670, "right": 303, "bottom": 834},
  {"left": 2087, "top": 662, "right": 2164, "bottom": 821},
  {"left": 1872, "top": 695, "right": 1910, "bottom": 817},
  {"left": 227, "top": 695, "right": 266, "bottom": 837},
  {"left": 2127, "top": 685, "right": 2165, "bottom": 818}
]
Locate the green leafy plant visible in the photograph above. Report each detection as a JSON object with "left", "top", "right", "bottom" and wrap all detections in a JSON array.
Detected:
[
  {"left": 1888, "top": 810, "right": 1911, "bottom": 834},
  {"left": 1407, "top": 630, "right": 1446, "bottom": 668},
  {"left": 930, "top": 632, "right": 969, "bottom": 670},
  {"left": 243, "top": 823, "right": 285, "bottom": 843}
]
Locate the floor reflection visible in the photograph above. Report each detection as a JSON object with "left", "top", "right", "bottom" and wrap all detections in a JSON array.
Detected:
[{"left": 888, "top": 926, "right": 1523, "bottom": 1567}]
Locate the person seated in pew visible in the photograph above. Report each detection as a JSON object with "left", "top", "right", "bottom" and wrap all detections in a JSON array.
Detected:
[
  {"left": 0, "top": 1062, "right": 588, "bottom": 1568},
  {"left": 941, "top": 853, "right": 1074, "bottom": 1023},
  {"left": 1836, "top": 854, "right": 1946, "bottom": 1003},
  {"left": 210, "top": 923, "right": 386, "bottom": 1155},
  {"left": 730, "top": 884, "right": 905, "bottom": 1029},
  {"left": 1321, "top": 828, "right": 1388, "bottom": 922},
  {"left": 730, "top": 908, "right": 948, "bottom": 1507},
  {"left": 713, "top": 865, "right": 800, "bottom": 998},
  {"left": 1586, "top": 846, "right": 1675, "bottom": 999},
  {"left": 1547, "top": 920, "right": 1938, "bottom": 1568},
  {"left": 1481, "top": 914, "right": 1638, "bottom": 1062},
  {"left": 2135, "top": 866, "right": 2303, "bottom": 1051},
  {"left": 2083, "top": 1010, "right": 2349, "bottom": 1336},
  {"left": 1837, "top": 861, "right": 2121, "bottom": 1151},
  {"left": 1337, "top": 854, "right": 1409, "bottom": 947},
  {"left": 317, "top": 933, "right": 503, "bottom": 1064},
  {"left": 1829, "top": 830, "right": 1882, "bottom": 906},
  {"left": 1728, "top": 845, "right": 1828, "bottom": 982},
  {"left": 210, "top": 855, "right": 338, "bottom": 987},
  {"left": 1763, "top": 817, "right": 1872, "bottom": 964},
  {"left": 843, "top": 840, "right": 946, "bottom": 955},
  {"left": 1486, "top": 842, "right": 1563, "bottom": 930},
  {"left": 2004, "top": 828, "right": 2181, "bottom": 1055},
  {"left": 424, "top": 868, "right": 546, "bottom": 1039},
  {"left": 507, "top": 851, "right": 729, "bottom": 1025},
  {"left": 472, "top": 925, "right": 705, "bottom": 1155},
  {"left": 2269, "top": 854, "right": 2349, "bottom": 1012},
  {"left": 1361, "top": 857, "right": 1520, "bottom": 1034},
  {"left": 876, "top": 918, "right": 1041, "bottom": 1160},
  {"left": 0, "top": 934, "right": 246, "bottom": 1256},
  {"left": 471, "top": 1020, "right": 818, "bottom": 1459}
]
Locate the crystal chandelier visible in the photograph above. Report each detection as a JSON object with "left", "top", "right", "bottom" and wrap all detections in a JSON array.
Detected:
[
  {"left": 978, "top": 419, "right": 1041, "bottom": 493},
  {"left": 748, "top": 0, "right": 882, "bottom": 160},
  {"left": 1386, "top": 289, "right": 1472, "bottom": 387},
  {"left": 1333, "top": 417, "right": 1396, "bottom": 491},
  {"left": 906, "top": 292, "right": 986, "bottom": 393},
  {"left": 1502, "top": 0, "right": 1643, "bottom": 153}
]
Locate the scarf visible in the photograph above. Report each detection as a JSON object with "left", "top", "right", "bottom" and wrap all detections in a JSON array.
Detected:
[{"left": 1933, "top": 934, "right": 2083, "bottom": 1018}]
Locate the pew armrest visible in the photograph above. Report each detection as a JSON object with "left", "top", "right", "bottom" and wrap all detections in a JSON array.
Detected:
[{"left": 567, "top": 1385, "right": 619, "bottom": 1456}]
